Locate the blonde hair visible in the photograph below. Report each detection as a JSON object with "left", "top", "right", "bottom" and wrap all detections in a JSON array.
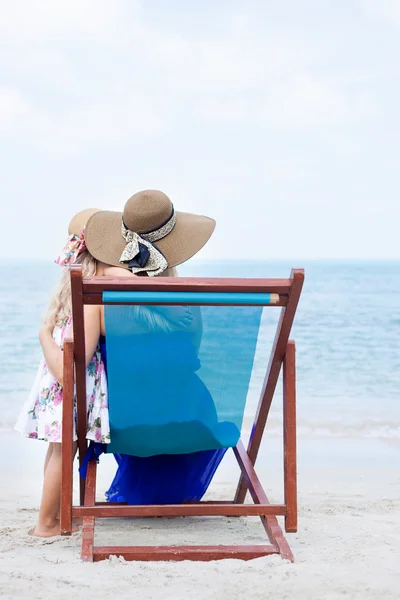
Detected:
[
  {"left": 46, "top": 255, "right": 179, "bottom": 329},
  {"left": 46, "top": 250, "right": 97, "bottom": 327}
]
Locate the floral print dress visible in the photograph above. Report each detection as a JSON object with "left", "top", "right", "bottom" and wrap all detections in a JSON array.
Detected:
[{"left": 14, "top": 318, "right": 110, "bottom": 444}]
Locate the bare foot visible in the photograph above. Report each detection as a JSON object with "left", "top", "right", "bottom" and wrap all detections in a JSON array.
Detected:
[
  {"left": 29, "top": 522, "right": 61, "bottom": 538},
  {"left": 29, "top": 520, "right": 80, "bottom": 538}
]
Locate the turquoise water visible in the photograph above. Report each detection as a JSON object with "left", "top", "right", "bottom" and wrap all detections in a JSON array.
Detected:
[{"left": 1, "top": 260, "right": 399, "bottom": 439}]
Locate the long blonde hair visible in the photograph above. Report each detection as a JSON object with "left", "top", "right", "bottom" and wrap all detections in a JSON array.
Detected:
[
  {"left": 46, "top": 254, "right": 178, "bottom": 329},
  {"left": 46, "top": 250, "right": 98, "bottom": 327}
]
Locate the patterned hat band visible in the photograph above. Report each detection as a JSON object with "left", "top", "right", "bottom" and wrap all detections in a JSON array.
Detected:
[
  {"left": 119, "top": 208, "right": 177, "bottom": 277},
  {"left": 54, "top": 228, "right": 87, "bottom": 267}
]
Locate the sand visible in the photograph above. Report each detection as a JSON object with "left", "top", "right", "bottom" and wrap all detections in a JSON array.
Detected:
[{"left": 0, "top": 431, "right": 399, "bottom": 600}]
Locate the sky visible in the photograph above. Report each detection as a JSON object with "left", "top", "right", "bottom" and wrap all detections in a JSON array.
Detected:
[{"left": 0, "top": 0, "right": 399, "bottom": 261}]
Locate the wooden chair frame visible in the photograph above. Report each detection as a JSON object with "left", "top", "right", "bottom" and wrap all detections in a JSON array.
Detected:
[{"left": 60, "top": 267, "right": 304, "bottom": 562}]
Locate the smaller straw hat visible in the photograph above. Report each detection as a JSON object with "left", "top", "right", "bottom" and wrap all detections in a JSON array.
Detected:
[{"left": 68, "top": 208, "right": 101, "bottom": 236}]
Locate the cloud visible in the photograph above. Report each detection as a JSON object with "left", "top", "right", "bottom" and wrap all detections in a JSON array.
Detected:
[
  {"left": 0, "top": 1, "right": 379, "bottom": 154},
  {"left": 261, "top": 74, "right": 375, "bottom": 130},
  {"left": 0, "top": 87, "right": 30, "bottom": 128},
  {"left": 195, "top": 96, "right": 249, "bottom": 123},
  {"left": 0, "top": 87, "right": 167, "bottom": 153},
  {"left": 358, "top": 0, "right": 400, "bottom": 26},
  {"left": 194, "top": 71, "right": 375, "bottom": 130},
  {"left": 263, "top": 159, "right": 313, "bottom": 183},
  {"left": 0, "top": 0, "right": 137, "bottom": 43}
]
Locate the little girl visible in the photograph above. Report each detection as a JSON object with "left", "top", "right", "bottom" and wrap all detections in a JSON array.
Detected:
[
  {"left": 15, "top": 206, "right": 195, "bottom": 537},
  {"left": 15, "top": 209, "right": 110, "bottom": 537}
]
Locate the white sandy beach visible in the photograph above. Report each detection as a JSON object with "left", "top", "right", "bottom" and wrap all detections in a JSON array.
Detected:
[{"left": 0, "top": 430, "right": 399, "bottom": 600}]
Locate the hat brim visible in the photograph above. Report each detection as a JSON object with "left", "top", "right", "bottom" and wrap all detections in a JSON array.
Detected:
[
  {"left": 68, "top": 208, "right": 101, "bottom": 236},
  {"left": 85, "top": 210, "right": 216, "bottom": 270}
]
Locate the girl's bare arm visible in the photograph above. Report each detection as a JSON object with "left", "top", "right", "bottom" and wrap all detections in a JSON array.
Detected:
[{"left": 39, "top": 304, "right": 101, "bottom": 386}]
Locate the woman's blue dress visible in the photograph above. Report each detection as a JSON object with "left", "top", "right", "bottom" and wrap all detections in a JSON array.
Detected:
[{"left": 99, "top": 336, "right": 227, "bottom": 505}]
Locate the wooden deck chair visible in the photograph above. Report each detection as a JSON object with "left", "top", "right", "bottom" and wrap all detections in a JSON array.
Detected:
[{"left": 60, "top": 266, "right": 304, "bottom": 562}]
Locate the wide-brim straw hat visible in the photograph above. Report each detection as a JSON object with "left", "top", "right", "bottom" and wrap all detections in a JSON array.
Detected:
[{"left": 85, "top": 190, "right": 215, "bottom": 273}]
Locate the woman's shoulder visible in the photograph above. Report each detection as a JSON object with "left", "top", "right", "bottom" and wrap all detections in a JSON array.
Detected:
[{"left": 99, "top": 264, "right": 134, "bottom": 278}]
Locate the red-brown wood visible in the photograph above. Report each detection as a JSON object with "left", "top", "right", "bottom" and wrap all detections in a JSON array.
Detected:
[
  {"left": 260, "top": 517, "right": 294, "bottom": 562},
  {"left": 235, "top": 269, "right": 304, "bottom": 504},
  {"left": 70, "top": 266, "right": 87, "bottom": 506},
  {"left": 283, "top": 340, "right": 297, "bottom": 533},
  {"left": 81, "top": 460, "right": 97, "bottom": 562},
  {"left": 92, "top": 545, "right": 279, "bottom": 562},
  {"left": 82, "top": 276, "right": 293, "bottom": 295},
  {"left": 60, "top": 338, "right": 74, "bottom": 536},
  {"left": 234, "top": 441, "right": 270, "bottom": 506},
  {"left": 234, "top": 440, "right": 294, "bottom": 562},
  {"left": 73, "top": 503, "right": 286, "bottom": 518}
]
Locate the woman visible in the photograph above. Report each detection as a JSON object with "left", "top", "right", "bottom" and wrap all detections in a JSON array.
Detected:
[{"left": 83, "top": 189, "right": 227, "bottom": 506}]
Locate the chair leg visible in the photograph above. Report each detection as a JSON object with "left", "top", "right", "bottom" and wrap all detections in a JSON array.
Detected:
[
  {"left": 81, "top": 460, "right": 97, "bottom": 562},
  {"left": 234, "top": 270, "right": 304, "bottom": 504},
  {"left": 60, "top": 339, "right": 74, "bottom": 535},
  {"left": 234, "top": 441, "right": 294, "bottom": 562},
  {"left": 261, "top": 516, "right": 294, "bottom": 562},
  {"left": 283, "top": 340, "right": 297, "bottom": 533}
]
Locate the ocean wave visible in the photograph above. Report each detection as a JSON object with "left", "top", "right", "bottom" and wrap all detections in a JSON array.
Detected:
[
  {"left": 240, "top": 416, "right": 400, "bottom": 440},
  {"left": 3, "top": 418, "right": 400, "bottom": 440}
]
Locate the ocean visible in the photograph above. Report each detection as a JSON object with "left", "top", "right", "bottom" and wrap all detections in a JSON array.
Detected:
[{"left": 1, "top": 260, "right": 399, "bottom": 440}]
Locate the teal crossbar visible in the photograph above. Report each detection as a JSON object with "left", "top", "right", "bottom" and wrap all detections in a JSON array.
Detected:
[{"left": 102, "top": 291, "right": 275, "bottom": 306}]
